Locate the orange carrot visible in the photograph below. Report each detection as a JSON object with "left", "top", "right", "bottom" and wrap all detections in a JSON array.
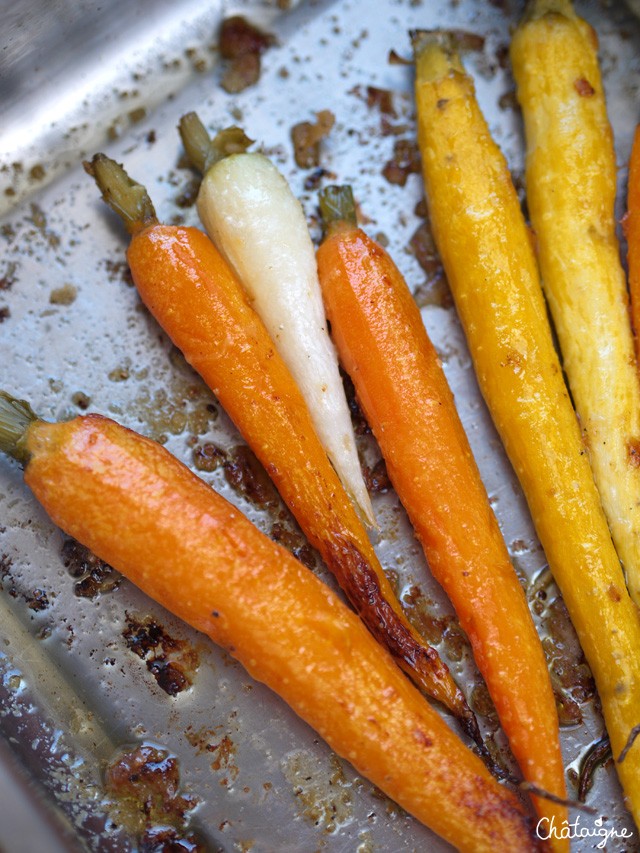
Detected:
[
  {"left": 82, "top": 154, "right": 483, "bottom": 747},
  {"left": 627, "top": 124, "right": 640, "bottom": 358},
  {"left": 0, "top": 392, "right": 540, "bottom": 853},
  {"left": 316, "top": 185, "right": 567, "bottom": 841}
]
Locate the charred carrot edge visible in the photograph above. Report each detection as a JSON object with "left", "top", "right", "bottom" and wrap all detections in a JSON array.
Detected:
[
  {"left": 628, "top": 124, "right": 640, "bottom": 360},
  {"left": 511, "top": 0, "right": 640, "bottom": 608},
  {"left": 0, "top": 393, "right": 540, "bottom": 853},
  {"left": 83, "top": 155, "right": 485, "bottom": 752},
  {"left": 316, "top": 184, "right": 567, "bottom": 836},
  {"left": 413, "top": 29, "right": 640, "bottom": 830}
]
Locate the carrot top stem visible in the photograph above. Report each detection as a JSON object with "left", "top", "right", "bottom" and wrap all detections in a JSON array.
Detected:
[
  {"left": 411, "top": 30, "right": 464, "bottom": 81},
  {"left": 521, "top": 0, "right": 574, "bottom": 22},
  {"left": 318, "top": 185, "right": 358, "bottom": 236},
  {"left": 178, "top": 112, "right": 253, "bottom": 174},
  {"left": 83, "top": 154, "right": 157, "bottom": 235},
  {"left": 0, "top": 391, "right": 37, "bottom": 465}
]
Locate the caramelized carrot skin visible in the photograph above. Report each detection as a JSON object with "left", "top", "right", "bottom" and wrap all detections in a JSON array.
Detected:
[
  {"left": 21, "top": 413, "right": 538, "bottom": 853},
  {"left": 124, "top": 224, "right": 468, "bottom": 720},
  {"left": 317, "top": 224, "right": 566, "bottom": 835},
  {"left": 628, "top": 124, "right": 640, "bottom": 356}
]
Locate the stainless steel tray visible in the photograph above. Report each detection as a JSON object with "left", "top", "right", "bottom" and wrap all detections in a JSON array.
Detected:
[{"left": 1, "top": 0, "right": 640, "bottom": 850}]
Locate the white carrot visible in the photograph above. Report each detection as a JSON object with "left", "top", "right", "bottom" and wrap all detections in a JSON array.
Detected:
[{"left": 179, "top": 113, "right": 375, "bottom": 527}]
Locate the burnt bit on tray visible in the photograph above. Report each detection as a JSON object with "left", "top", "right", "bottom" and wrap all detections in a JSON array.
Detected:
[
  {"left": 102, "top": 258, "right": 134, "bottom": 287},
  {"left": 192, "top": 441, "right": 226, "bottom": 473},
  {"left": 382, "top": 139, "right": 421, "bottom": 187},
  {"left": 281, "top": 750, "right": 353, "bottom": 832},
  {"left": 49, "top": 283, "right": 77, "bottom": 305},
  {"left": 271, "top": 521, "right": 317, "bottom": 570},
  {"left": 366, "top": 85, "right": 397, "bottom": 117},
  {"left": 123, "top": 613, "right": 199, "bottom": 696},
  {"left": 105, "top": 743, "right": 203, "bottom": 849},
  {"left": 24, "top": 588, "right": 50, "bottom": 612},
  {"left": 409, "top": 220, "right": 453, "bottom": 310},
  {"left": 174, "top": 177, "right": 201, "bottom": 209},
  {"left": 291, "top": 110, "right": 336, "bottom": 169},
  {"left": 61, "top": 537, "right": 122, "bottom": 598},
  {"left": 0, "top": 261, "right": 17, "bottom": 290},
  {"left": 218, "top": 15, "right": 276, "bottom": 94},
  {"left": 0, "top": 553, "right": 17, "bottom": 599},
  {"left": 223, "top": 445, "right": 282, "bottom": 509},
  {"left": 363, "top": 458, "right": 391, "bottom": 494},
  {"left": 402, "top": 585, "right": 471, "bottom": 665},
  {"left": 529, "top": 572, "right": 595, "bottom": 726},
  {"left": 303, "top": 167, "right": 333, "bottom": 191},
  {"left": 341, "top": 369, "right": 371, "bottom": 436}
]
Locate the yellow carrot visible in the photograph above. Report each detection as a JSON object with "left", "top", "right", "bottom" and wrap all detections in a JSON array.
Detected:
[
  {"left": 413, "top": 29, "right": 640, "bottom": 829},
  {"left": 511, "top": 0, "right": 640, "bottom": 608}
]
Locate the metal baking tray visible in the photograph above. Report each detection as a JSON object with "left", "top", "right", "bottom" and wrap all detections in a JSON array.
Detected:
[{"left": 1, "top": 0, "right": 640, "bottom": 850}]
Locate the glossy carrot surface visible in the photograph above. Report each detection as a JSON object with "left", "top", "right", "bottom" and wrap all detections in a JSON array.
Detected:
[
  {"left": 84, "top": 155, "right": 479, "bottom": 744},
  {"left": 178, "top": 113, "right": 375, "bottom": 529},
  {"left": 317, "top": 189, "right": 566, "bottom": 836},
  {"left": 413, "top": 30, "right": 640, "bottom": 829},
  {"left": 628, "top": 124, "right": 640, "bottom": 360},
  {"left": 0, "top": 404, "right": 539, "bottom": 853},
  {"left": 511, "top": 0, "right": 640, "bottom": 608}
]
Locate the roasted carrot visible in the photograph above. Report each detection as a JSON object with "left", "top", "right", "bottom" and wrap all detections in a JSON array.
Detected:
[
  {"left": 0, "top": 391, "right": 540, "bottom": 853},
  {"left": 316, "top": 184, "right": 566, "bottom": 839},
  {"left": 511, "top": 0, "right": 640, "bottom": 608},
  {"left": 179, "top": 113, "right": 375, "bottom": 529},
  {"left": 83, "top": 154, "right": 482, "bottom": 747},
  {"left": 413, "top": 30, "right": 640, "bottom": 828},
  {"left": 627, "top": 124, "right": 640, "bottom": 360}
]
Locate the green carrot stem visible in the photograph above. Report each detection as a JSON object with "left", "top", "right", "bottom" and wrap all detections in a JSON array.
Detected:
[
  {"left": 178, "top": 112, "right": 253, "bottom": 174},
  {"left": 0, "top": 391, "right": 37, "bottom": 465},
  {"left": 83, "top": 154, "right": 157, "bottom": 235},
  {"left": 318, "top": 185, "right": 358, "bottom": 237}
]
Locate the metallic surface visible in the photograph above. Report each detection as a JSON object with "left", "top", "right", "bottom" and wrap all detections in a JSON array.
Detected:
[{"left": 1, "top": 0, "right": 639, "bottom": 850}]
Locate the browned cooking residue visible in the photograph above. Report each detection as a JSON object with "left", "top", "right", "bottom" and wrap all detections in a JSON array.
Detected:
[
  {"left": 0, "top": 552, "right": 52, "bottom": 612},
  {"left": 281, "top": 750, "right": 353, "bottom": 832},
  {"left": 104, "top": 743, "right": 203, "bottom": 850},
  {"left": 402, "top": 585, "right": 471, "bottom": 664},
  {"left": 61, "top": 537, "right": 121, "bottom": 598},
  {"left": 192, "top": 441, "right": 226, "bottom": 473},
  {"left": 224, "top": 444, "right": 282, "bottom": 509},
  {"left": 218, "top": 15, "right": 276, "bottom": 94},
  {"left": 627, "top": 438, "right": 640, "bottom": 468},
  {"left": 366, "top": 85, "right": 397, "bottom": 117},
  {"left": 185, "top": 725, "right": 240, "bottom": 785},
  {"left": 123, "top": 613, "right": 199, "bottom": 696},
  {"left": 291, "top": 110, "right": 336, "bottom": 169},
  {"left": 341, "top": 369, "right": 371, "bottom": 437},
  {"left": 24, "top": 588, "right": 50, "bottom": 611},
  {"left": 270, "top": 521, "right": 317, "bottom": 570},
  {"left": 382, "top": 139, "right": 421, "bottom": 187},
  {"left": 363, "top": 458, "right": 391, "bottom": 494},
  {"left": 529, "top": 573, "right": 595, "bottom": 726}
]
